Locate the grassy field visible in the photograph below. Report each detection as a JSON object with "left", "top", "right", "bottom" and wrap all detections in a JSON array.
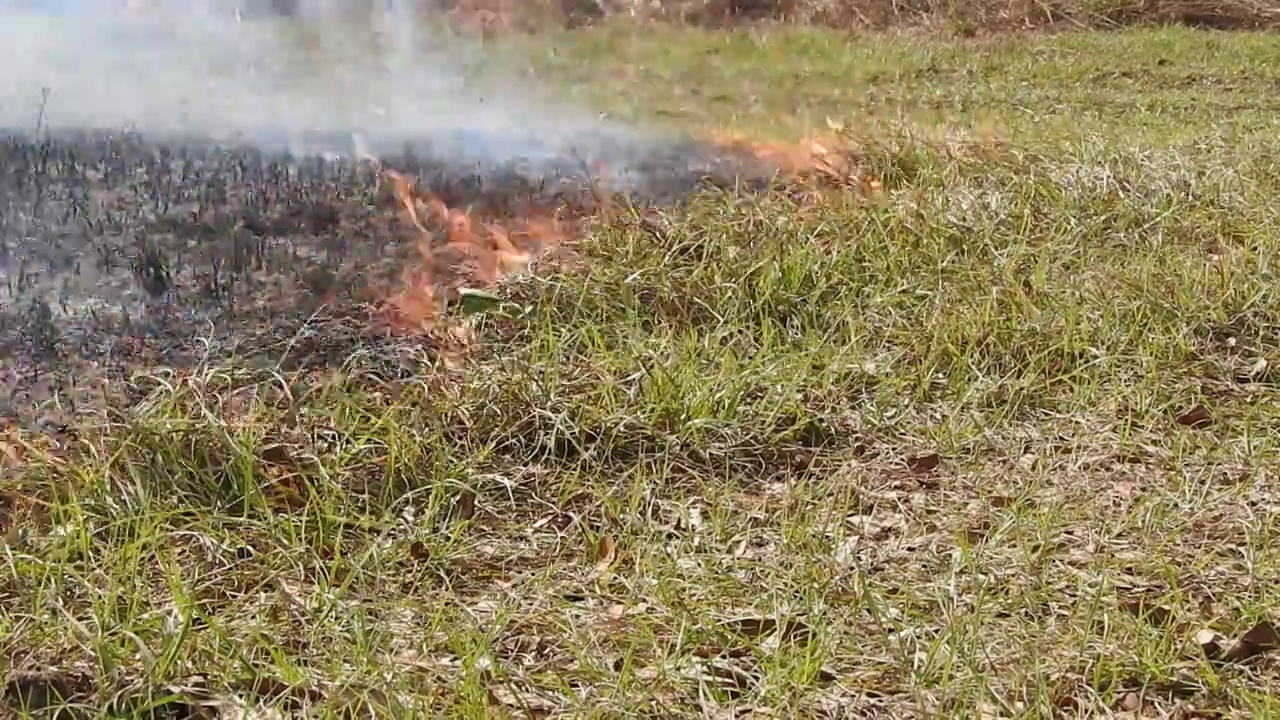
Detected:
[{"left": 7, "top": 22, "right": 1280, "bottom": 719}]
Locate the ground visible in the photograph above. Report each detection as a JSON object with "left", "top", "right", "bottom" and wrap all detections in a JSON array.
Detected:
[{"left": 4, "top": 21, "right": 1280, "bottom": 720}]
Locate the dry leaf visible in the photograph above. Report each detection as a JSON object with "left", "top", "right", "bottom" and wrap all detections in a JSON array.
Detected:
[
  {"left": 1121, "top": 598, "right": 1175, "bottom": 628},
  {"left": 1225, "top": 621, "right": 1280, "bottom": 662},
  {"left": 590, "top": 534, "right": 617, "bottom": 578},
  {"left": 259, "top": 444, "right": 294, "bottom": 466},
  {"left": 720, "top": 616, "right": 810, "bottom": 644},
  {"left": 1176, "top": 405, "right": 1213, "bottom": 429},
  {"left": 451, "top": 489, "right": 477, "bottom": 523},
  {"left": 408, "top": 541, "right": 431, "bottom": 561},
  {"left": 906, "top": 452, "right": 941, "bottom": 475}
]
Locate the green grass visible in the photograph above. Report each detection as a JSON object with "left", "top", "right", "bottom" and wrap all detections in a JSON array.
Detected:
[
  {"left": 516, "top": 23, "right": 1280, "bottom": 144},
  {"left": 7, "top": 23, "right": 1280, "bottom": 718}
]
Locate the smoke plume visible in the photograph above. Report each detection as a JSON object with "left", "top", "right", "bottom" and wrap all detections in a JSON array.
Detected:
[{"left": 0, "top": 0, "right": 620, "bottom": 162}]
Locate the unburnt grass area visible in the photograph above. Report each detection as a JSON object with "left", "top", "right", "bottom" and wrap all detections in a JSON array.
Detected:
[{"left": 5, "top": 23, "right": 1280, "bottom": 720}]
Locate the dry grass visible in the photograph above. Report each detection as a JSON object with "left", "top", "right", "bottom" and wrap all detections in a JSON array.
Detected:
[
  {"left": 436, "top": 0, "right": 1280, "bottom": 32},
  {"left": 6, "top": 20, "right": 1280, "bottom": 720}
]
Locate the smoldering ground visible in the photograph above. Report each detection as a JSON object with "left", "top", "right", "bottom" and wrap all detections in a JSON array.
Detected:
[{"left": 0, "top": 0, "right": 779, "bottom": 426}]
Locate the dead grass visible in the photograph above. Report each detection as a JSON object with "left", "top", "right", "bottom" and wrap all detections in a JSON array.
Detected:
[{"left": 6, "top": 22, "right": 1280, "bottom": 720}]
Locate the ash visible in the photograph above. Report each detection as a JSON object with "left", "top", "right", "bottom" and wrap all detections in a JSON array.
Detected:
[{"left": 0, "top": 126, "right": 775, "bottom": 421}]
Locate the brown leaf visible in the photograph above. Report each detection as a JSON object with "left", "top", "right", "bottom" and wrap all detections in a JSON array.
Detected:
[
  {"left": 906, "top": 452, "right": 941, "bottom": 475},
  {"left": 720, "top": 616, "right": 811, "bottom": 644},
  {"left": 590, "top": 534, "right": 617, "bottom": 578},
  {"left": 1121, "top": 598, "right": 1175, "bottom": 628},
  {"left": 1176, "top": 405, "right": 1213, "bottom": 429},
  {"left": 722, "top": 617, "right": 777, "bottom": 639},
  {"left": 408, "top": 540, "right": 431, "bottom": 561},
  {"left": 1225, "top": 621, "right": 1280, "bottom": 662},
  {"left": 451, "top": 488, "right": 477, "bottom": 522},
  {"left": 259, "top": 443, "right": 295, "bottom": 467}
]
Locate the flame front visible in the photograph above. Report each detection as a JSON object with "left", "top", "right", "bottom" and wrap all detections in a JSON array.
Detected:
[
  {"left": 377, "top": 168, "right": 572, "bottom": 333},
  {"left": 371, "top": 128, "right": 863, "bottom": 335}
]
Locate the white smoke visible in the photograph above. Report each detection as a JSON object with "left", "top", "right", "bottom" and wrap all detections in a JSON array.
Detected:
[{"left": 0, "top": 0, "right": 622, "bottom": 161}]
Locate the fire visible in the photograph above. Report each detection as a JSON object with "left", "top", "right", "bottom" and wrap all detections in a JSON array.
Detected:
[
  {"left": 369, "top": 127, "right": 872, "bottom": 337},
  {"left": 705, "top": 128, "right": 832, "bottom": 174},
  {"left": 377, "top": 168, "right": 571, "bottom": 333},
  {"left": 703, "top": 128, "right": 871, "bottom": 191}
]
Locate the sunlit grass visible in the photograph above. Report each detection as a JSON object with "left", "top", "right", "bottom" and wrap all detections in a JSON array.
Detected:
[{"left": 5, "top": 23, "right": 1280, "bottom": 719}]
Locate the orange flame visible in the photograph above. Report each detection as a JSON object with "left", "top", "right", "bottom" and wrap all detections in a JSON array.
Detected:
[
  {"left": 703, "top": 128, "right": 870, "bottom": 189},
  {"left": 377, "top": 168, "right": 570, "bottom": 333},
  {"left": 371, "top": 128, "right": 870, "bottom": 336}
]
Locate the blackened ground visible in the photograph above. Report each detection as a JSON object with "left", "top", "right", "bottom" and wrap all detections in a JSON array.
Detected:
[{"left": 0, "top": 126, "right": 778, "bottom": 426}]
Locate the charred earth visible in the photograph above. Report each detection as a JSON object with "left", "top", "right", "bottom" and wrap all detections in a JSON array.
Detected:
[{"left": 0, "top": 126, "right": 778, "bottom": 426}]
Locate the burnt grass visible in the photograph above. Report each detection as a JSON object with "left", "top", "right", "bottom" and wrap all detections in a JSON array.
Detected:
[{"left": 0, "top": 127, "right": 777, "bottom": 428}]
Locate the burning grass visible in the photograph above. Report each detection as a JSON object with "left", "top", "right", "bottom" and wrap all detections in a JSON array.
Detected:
[
  {"left": 0, "top": 124, "right": 790, "bottom": 402},
  {"left": 369, "top": 128, "right": 860, "bottom": 335},
  {"left": 377, "top": 167, "right": 576, "bottom": 332}
]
